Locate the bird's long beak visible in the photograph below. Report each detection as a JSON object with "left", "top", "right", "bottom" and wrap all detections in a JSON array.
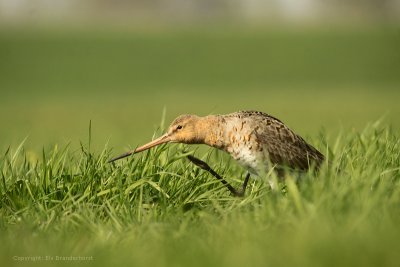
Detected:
[{"left": 108, "top": 133, "right": 171, "bottom": 163}]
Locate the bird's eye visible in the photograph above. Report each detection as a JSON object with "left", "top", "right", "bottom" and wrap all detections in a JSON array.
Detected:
[{"left": 176, "top": 125, "right": 183, "bottom": 130}]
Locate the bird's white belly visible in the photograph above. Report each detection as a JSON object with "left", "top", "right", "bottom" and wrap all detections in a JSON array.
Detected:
[{"left": 227, "top": 145, "right": 264, "bottom": 175}]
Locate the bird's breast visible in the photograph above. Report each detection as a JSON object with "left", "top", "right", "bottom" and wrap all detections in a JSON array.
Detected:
[
  {"left": 204, "top": 116, "right": 268, "bottom": 174},
  {"left": 226, "top": 144, "right": 263, "bottom": 174},
  {"left": 223, "top": 122, "right": 265, "bottom": 174}
]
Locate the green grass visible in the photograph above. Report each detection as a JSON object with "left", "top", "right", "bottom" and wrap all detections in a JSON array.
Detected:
[{"left": 1, "top": 120, "right": 399, "bottom": 267}]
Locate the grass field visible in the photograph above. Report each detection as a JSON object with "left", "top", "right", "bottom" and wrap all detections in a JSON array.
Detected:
[{"left": 1, "top": 25, "right": 400, "bottom": 267}]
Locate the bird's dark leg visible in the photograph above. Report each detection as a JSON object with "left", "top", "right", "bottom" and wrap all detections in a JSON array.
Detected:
[{"left": 187, "top": 155, "right": 250, "bottom": 197}]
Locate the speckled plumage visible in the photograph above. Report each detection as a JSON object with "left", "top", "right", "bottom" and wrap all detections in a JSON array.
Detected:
[
  {"left": 199, "top": 111, "right": 324, "bottom": 174},
  {"left": 214, "top": 111, "right": 324, "bottom": 174}
]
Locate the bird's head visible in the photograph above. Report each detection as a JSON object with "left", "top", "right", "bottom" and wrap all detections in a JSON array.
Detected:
[
  {"left": 109, "top": 114, "right": 204, "bottom": 162},
  {"left": 166, "top": 114, "right": 203, "bottom": 143}
]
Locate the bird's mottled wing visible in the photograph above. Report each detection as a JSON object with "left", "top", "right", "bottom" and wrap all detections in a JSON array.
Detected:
[{"left": 254, "top": 116, "right": 324, "bottom": 170}]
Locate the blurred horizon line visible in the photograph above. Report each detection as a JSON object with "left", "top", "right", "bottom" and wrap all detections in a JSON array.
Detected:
[{"left": 1, "top": 0, "right": 399, "bottom": 27}]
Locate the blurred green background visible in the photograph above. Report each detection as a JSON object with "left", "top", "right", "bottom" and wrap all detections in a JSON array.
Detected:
[
  {"left": 1, "top": 1, "right": 400, "bottom": 153},
  {"left": 1, "top": 25, "right": 399, "bottom": 154}
]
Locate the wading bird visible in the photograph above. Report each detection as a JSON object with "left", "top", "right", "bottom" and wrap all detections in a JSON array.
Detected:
[{"left": 109, "top": 111, "right": 324, "bottom": 196}]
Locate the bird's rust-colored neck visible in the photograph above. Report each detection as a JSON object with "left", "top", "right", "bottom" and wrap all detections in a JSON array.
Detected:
[{"left": 201, "top": 115, "right": 225, "bottom": 148}]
